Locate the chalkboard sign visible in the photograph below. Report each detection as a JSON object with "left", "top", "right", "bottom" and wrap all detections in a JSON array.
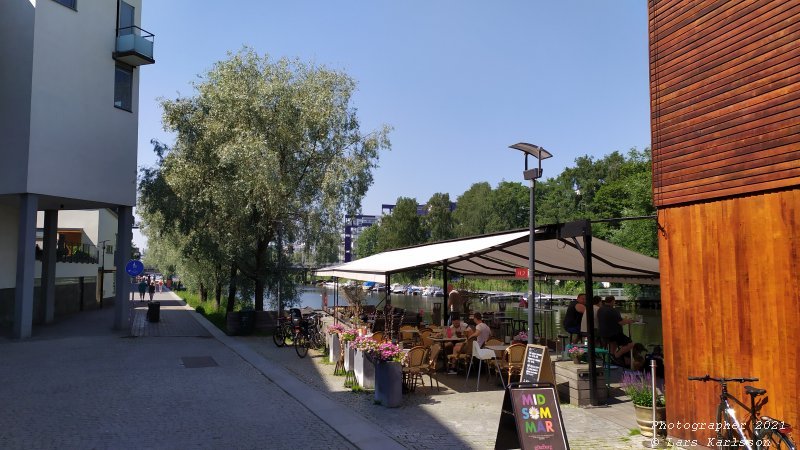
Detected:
[
  {"left": 495, "top": 383, "right": 570, "bottom": 450},
  {"left": 520, "top": 344, "right": 554, "bottom": 385}
]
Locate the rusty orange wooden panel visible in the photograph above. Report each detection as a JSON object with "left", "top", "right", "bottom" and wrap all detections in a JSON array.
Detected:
[{"left": 658, "top": 189, "right": 800, "bottom": 443}]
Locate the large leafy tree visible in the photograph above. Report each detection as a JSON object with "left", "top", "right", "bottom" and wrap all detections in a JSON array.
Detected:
[
  {"left": 453, "top": 182, "right": 493, "bottom": 237},
  {"left": 378, "top": 197, "right": 424, "bottom": 250},
  {"left": 424, "top": 192, "right": 455, "bottom": 242},
  {"left": 139, "top": 48, "right": 390, "bottom": 311},
  {"left": 353, "top": 219, "right": 381, "bottom": 259},
  {"left": 486, "top": 181, "right": 530, "bottom": 232}
]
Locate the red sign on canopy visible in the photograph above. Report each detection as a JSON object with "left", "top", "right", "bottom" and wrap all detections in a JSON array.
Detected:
[{"left": 515, "top": 267, "right": 528, "bottom": 279}]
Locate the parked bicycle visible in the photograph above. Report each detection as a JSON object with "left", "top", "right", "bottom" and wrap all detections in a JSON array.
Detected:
[
  {"left": 272, "top": 316, "right": 293, "bottom": 347},
  {"left": 293, "top": 313, "right": 323, "bottom": 358},
  {"left": 688, "top": 374, "right": 795, "bottom": 450}
]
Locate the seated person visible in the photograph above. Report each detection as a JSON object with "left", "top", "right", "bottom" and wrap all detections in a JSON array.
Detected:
[
  {"left": 454, "top": 312, "right": 492, "bottom": 355},
  {"left": 597, "top": 296, "right": 636, "bottom": 364},
  {"left": 444, "top": 318, "right": 469, "bottom": 355},
  {"left": 563, "top": 293, "right": 587, "bottom": 342}
]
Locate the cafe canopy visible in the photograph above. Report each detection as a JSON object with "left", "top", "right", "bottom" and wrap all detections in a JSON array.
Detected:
[{"left": 314, "top": 221, "right": 660, "bottom": 284}]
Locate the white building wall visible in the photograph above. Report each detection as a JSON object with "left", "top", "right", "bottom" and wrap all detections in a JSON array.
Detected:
[{"left": 15, "top": 0, "right": 142, "bottom": 206}]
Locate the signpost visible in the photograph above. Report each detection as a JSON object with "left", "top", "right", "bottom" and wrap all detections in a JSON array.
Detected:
[
  {"left": 520, "top": 344, "right": 554, "bottom": 385},
  {"left": 125, "top": 259, "right": 144, "bottom": 277},
  {"left": 495, "top": 383, "right": 569, "bottom": 450},
  {"left": 125, "top": 260, "right": 144, "bottom": 302}
]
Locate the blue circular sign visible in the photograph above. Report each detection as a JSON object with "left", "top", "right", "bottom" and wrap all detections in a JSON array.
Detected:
[{"left": 125, "top": 259, "right": 144, "bottom": 277}]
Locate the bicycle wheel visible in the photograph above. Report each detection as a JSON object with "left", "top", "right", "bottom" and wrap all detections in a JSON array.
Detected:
[
  {"left": 294, "top": 331, "right": 308, "bottom": 358},
  {"left": 272, "top": 325, "right": 285, "bottom": 347},
  {"left": 716, "top": 405, "right": 742, "bottom": 450},
  {"left": 763, "top": 430, "right": 796, "bottom": 450}
]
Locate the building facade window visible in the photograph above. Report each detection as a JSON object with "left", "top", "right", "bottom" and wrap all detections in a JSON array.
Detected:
[
  {"left": 114, "top": 64, "right": 133, "bottom": 111},
  {"left": 52, "top": 0, "right": 77, "bottom": 10}
]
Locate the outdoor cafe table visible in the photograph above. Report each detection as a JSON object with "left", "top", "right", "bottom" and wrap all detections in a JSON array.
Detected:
[
  {"left": 429, "top": 336, "right": 466, "bottom": 369},
  {"left": 483, "top": 344, "right": 510, "bottom": 389}
]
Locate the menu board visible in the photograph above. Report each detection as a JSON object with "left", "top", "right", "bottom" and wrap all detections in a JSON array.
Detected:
[
  {"left": 520, "top": 344, "right": 554, "bottom": 384},
  {"left": 509, "top": 387, "right": 569, "bottom": 450}
]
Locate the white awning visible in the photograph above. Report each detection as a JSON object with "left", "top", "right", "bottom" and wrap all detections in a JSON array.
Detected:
[{"left": 314, "top": 228, "right": 659, "bottom": 284}]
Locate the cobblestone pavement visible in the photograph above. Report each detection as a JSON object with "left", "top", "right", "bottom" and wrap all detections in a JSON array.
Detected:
[
  {"left": 1, "top": 291, "right": 685, "bottom": 450},
  {"left": 238, "top": 331, "right": 681, "bottom": 450},
  {"left": 0, "top": 294, "right": 354, "bottom": 450}
]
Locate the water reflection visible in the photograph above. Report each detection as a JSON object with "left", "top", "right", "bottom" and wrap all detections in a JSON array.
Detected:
[{"left": 297, "top": 286, "right": 663, "bottom": 346}]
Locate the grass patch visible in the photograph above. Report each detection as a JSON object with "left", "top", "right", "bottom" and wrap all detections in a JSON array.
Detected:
[
  {"left": 180, "top": 291, "right": 227, "bottom": 331},
  {"left": 629, "top": 428, "right": 641, "bottom": 436}
]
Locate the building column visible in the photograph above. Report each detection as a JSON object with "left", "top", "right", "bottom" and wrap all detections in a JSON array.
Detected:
[
  {"left": 13, "top": 194, "right": 38, "bottom": 339},
  {"left": 42, "top": 210, "right": 58, "bottom": 323},
  {"left": 113, "top": 205, "right": 132, "bottom": 331}
]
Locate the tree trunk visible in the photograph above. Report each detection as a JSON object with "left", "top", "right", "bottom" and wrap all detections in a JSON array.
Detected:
[
  {"left": 200, "top": 283, "right": 208, "bottom": 302},
  {"left": 214, "top": 282, "right": 222, "bottom": 308},
  {"left": 254, "top": 238, "right": 267, "bottom": 311},
  {"left": 226, "top": 263, "right": 238, "bottom": 312}
]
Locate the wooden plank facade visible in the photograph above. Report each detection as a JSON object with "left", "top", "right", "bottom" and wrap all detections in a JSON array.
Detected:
[
  {"left": 649, "top": 0, "right": 800, "bottom": 443},
  {"left": 650, "top": 0, "right": 800, "bottom": 207}
]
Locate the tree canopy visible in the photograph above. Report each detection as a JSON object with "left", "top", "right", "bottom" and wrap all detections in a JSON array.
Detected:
[{"left": 139, "top": 48, "right": 390, "bottom": 310}]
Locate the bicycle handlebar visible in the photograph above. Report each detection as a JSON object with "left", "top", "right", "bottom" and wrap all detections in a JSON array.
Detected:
[{"left": 688, "top": 374, "right": 759, "bottom": 383}]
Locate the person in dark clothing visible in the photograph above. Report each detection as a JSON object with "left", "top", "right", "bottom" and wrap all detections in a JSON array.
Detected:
[
  {"left": 562, "top": 293, "right": 586, "bottom": 342},
  {"left": 137, "top": 279, "right": 147, "bottom": 301},
  {"left": 148, "top": 282, "right": 156, "bottom": 302},
  {"left": 597, "top": 295, "right": 635, "bottom": 363}
]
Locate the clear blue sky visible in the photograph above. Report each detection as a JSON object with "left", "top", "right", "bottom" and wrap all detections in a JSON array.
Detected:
[{"left": 134, "top": 1, "right": 650, "bottom": 248}]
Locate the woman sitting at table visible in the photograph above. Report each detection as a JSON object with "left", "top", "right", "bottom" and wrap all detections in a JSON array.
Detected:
[{"left": 444, "top": 318, "right": 469, "bottom": 355}]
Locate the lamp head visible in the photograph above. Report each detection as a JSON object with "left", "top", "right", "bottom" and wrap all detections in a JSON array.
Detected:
[{"left": 509, "top": 142, "right": 553, "bottom": 160}]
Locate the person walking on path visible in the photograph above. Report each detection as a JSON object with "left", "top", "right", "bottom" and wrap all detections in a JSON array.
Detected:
[
  {"left": 137, "top": 279, "right": 147, "bottom": 301},
  {"left": 148, "top": 282, "right": 156, "bottom": 302}
]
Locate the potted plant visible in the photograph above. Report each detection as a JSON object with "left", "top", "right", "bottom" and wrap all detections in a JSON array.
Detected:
[
  {"left": 568, "top": 346, "right": 587, "bottom": 364},
  {"left": 368, "top": 341, "right": 405, "bottom": 407},
  {"left": 622, "top": 371, "right": 666, "bottom": 437},
  {"left": 341, "top": 328, "right": 357, "bottom": 373},
  {"left": 352, "top": 335, "right": 378, "bottom": 389},
  {"left": 513, "top": 331, "right": 528, "bottom": 344},
  {"left": 327, "top": 324, "right": 345, "bottom": 364}
]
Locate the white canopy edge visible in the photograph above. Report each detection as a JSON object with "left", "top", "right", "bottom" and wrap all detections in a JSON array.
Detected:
[{"left": 314, "top": 229, "right": 660, "bottom": 285}]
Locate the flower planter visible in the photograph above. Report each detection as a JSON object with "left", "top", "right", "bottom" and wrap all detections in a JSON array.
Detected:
[
  {"left": 343, "top": 342, "right": 356, "bottom": 372},
  {"left": 354, "top": 349, "right": 376, "bottom": 389},
  {"left": 634, "top": 404, "right": 667, "bottom": 438},
  {"left": 328, "top": 333, "right": 341, "bottom": 364},
  {"left": 374, "top": 360, "right": 403, "bottom": 408}
]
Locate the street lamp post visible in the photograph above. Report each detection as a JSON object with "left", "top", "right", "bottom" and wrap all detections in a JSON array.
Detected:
[{"left": 509, "top": 143, "right": 552, "bottom": 345}]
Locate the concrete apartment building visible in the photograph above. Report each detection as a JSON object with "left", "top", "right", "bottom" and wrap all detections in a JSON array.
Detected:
[{"left": 0, "top": 0, "right": 154, "bottom": 338}]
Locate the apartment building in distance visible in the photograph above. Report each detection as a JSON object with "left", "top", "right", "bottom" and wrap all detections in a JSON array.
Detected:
[{"left": 0, "top": 0, "right": 154, "bottom": 338}]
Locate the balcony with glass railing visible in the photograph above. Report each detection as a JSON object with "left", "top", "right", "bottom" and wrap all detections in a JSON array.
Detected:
[{"left": 113, "top": 26, "right": 155, "bottom": 66}]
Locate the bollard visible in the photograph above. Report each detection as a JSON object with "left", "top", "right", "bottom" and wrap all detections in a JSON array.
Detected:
[{"left": 642, "top": 358, "right": 665, "bottom": 448}]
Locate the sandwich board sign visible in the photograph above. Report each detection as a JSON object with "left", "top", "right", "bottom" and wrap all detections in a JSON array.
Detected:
[
  {"left": 520, "top": 344, "right": 554, "bottom": 385},
  {"left": 495, "top": 383, "right": 569, "bottom": 450}
]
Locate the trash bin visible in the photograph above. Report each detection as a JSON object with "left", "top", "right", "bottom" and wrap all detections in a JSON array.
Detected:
[
  {"left": 239, "top": 310, "right": 255, "bottom": 335},
  {"left": 147, "top": 301, "right": 161, "bottom": 323}
]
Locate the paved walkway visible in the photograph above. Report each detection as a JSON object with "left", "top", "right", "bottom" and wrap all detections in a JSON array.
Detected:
[{"left": 0, "top": 290, "right": 679, "bottom": 449}]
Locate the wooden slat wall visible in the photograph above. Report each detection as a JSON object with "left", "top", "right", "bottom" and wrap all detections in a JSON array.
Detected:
[
  {"left": 650, "top": 0, "right": 800, "bottom": 207},
  {"left": 659, "top": 189, "right": 800, "bottom": 443}
]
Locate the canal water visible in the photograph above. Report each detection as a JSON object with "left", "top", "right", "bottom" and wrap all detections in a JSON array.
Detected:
[{"left": 296, "top": 285, "right": 663, "bottom": 347}]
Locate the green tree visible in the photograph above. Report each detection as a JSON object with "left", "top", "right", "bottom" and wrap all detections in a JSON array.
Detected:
[
  {"left": 453, "top": 182, "right": 493, "bottom": 237},
  {"left": 139, "top": 48, "right": 390, "bottom": 311},
  {"left": 486, "top": 181, "right": 529, "bottom": 232},
  {"left": 379, "top": 197, "right": 424, "bottom": 250},
  {"left": 353, "top": 220, "right": 381, "bottom": 258},
  {"left": 424, "top": 192, "right": 455, "bottom": 242}
]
